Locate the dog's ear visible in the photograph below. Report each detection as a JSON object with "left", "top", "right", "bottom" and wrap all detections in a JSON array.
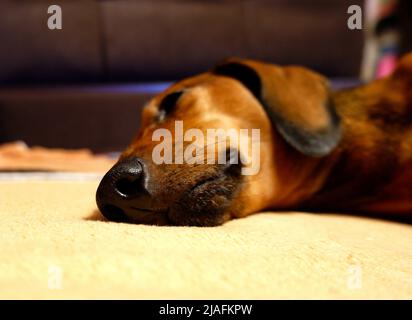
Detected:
[{"left": 213, "top": 58, "right": 341, "bottom": 157}]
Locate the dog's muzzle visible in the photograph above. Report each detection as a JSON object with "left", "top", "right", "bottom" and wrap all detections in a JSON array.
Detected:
[{"left": 96, "top": 157, "right": 169, "bottom": 225}]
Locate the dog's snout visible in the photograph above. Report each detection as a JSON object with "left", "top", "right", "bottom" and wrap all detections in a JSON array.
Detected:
[
  {"left": 112, "top": 158, "right": 146, "bottom": 198},
  {"left": 96, "top": 157, "right": 152, "bottom": 222}
]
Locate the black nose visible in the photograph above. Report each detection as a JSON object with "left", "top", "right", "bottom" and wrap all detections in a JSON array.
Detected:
[{"left": 96, "top": 157, "right": 151, "bottom": 222}]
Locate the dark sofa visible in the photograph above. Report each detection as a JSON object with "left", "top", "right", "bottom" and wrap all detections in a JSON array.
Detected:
[{"left": 0, "top": 0, "right": 366, "bottom": 152}]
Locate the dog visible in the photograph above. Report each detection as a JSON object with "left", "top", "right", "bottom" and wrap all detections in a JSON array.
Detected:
[{"left": 96, "top": 53, "right": 412, "bottom": 226}]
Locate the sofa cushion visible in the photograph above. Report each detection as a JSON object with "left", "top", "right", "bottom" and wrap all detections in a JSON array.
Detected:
[
  {"left": 0, "top": 84, "right": 169, "bottom": 151},
  {"left": 102, "top": 0, "right": 364, "bottom": 81},
  {"left": 1, "top": 180, "right": 411, "bottom": 299},
  {"left": 0, "top": 0, "right": 102, "bottom": 84}
]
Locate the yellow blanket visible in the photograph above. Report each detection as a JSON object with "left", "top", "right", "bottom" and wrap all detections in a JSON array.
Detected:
[{"left": 1, "top": 180, "right": 411, "bottom": 299}]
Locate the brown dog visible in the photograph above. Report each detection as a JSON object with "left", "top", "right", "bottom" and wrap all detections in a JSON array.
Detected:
[{"left": 96, "top": 53, "right": 412, "bottom": 226}]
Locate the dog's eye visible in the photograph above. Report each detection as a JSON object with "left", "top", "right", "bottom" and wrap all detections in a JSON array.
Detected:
[{"left": 157, "top": 91, "right": 184, "bottom": 121}]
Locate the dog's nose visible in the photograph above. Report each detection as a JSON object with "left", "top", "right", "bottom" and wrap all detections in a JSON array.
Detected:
[
  {"left": 109, "top": 157, "right": 146, "bottom": 198},
  {"left": 96, "top": 157, "right": 150, "bottom": 222}
]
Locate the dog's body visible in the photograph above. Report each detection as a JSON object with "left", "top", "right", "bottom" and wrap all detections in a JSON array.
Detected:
[
  {"left": 96, "top": 53, "right": 412, "bottom": 226},
  {"left": 299, "top": 61, "right": 412, "bottom": 217}
]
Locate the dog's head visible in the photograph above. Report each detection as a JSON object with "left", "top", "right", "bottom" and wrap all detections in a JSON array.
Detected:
[{"left": 96, "top": 59, "right": 341, "bottom": 226}]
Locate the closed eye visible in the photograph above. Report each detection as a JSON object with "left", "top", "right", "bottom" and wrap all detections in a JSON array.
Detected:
[{"left": 157, "top": 90, "right": 184, "bottom": 122}]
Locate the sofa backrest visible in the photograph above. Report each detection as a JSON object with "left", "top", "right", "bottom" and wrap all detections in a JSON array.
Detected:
[{"left": 0, "top": 0, "right": 365, "bottom": 85}]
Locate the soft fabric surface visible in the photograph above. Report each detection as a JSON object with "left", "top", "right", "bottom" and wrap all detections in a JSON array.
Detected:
[
  {"left": 0, "top": 141, "right": 115, "bottom": 172},
  {"left": 1, "top": 180, "right": 411, "bottom": 299}
]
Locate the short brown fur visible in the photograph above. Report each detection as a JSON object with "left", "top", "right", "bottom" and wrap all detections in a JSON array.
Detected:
[{"left": 109, "top": 53, "right": 412, "bottom": 225}]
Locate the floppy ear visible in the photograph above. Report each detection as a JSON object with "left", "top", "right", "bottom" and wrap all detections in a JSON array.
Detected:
[{"left": 213, "top": 58, "right": 341, "bottom": 157}]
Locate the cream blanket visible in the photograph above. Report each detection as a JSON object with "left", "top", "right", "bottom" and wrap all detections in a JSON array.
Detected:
[{"left": 1, "top": 180, "right": 411, "bottom": 299}]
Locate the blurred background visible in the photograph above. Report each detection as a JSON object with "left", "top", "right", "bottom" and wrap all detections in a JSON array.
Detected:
[{"left": 0, "top": 0, "right": 410, "bottom": 153}]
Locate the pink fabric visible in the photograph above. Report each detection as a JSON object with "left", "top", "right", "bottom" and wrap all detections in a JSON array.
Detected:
[{"left": 376, "top": 54, "right": 398, "bottom": 78}]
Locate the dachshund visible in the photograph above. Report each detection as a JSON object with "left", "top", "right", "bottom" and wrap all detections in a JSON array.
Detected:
[{"left": 96, "top": 53, "right": 412, "bottom": 226}]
